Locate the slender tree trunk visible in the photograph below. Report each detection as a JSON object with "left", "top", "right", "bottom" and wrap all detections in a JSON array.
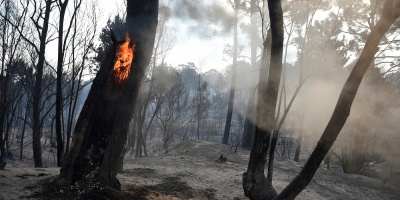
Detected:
[
  {"left": 0, "top": 67, "right": 8, "bottom": 169},
  {"left": 0, "top": 0, "right": 10, "bottom": 168},
  {"left": 223, "top": 0, "right": 239, "bottom": 145},
  {"left": 274, "top": 1, "right": 400, "bottom": 199},
  {"left": 242, "top": 0, "right": 257, "bottom": 149},
  {"left": 294, "top": 113, "right": 305, "bottom": 162},
  {"left": 197, "top": 74, "right": 201, "bottom": 140},
  {"left": 50, "top": 116, "right": 55, "bottom": 147},
  {"left": 32, "top": 0, "right": 53, "bottom": 168},
  {"left": 20, "top": 100, "right": 29, "bottom": 160},
  {"left": 56, "top": 0, "right": 69, "bottom": 167},
  {"left": 56, "top": 0, "right": 159, "bottom": 191}
]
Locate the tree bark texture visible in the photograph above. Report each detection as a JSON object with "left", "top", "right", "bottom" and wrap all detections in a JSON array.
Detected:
[
  {"left": 57, "top": 0, "right": 159, "bottom": 190},
  {"left": 274, "top": 1, "right": 400, "bottom": 199},
  {"left": 222, "top": 0, "right": 239, "bottom": 145},
  {"left": 242, "top": 0, "right": 284, "bottom": 199}
]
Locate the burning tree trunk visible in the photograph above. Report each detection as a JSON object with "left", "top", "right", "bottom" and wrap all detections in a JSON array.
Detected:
[{"left": 55, "top": 0, "right": 159, "bottom": 192}]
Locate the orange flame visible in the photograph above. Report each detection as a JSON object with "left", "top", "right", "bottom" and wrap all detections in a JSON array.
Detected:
[{"left": 112, "top": 33, "right": 135, "bottom": 85}]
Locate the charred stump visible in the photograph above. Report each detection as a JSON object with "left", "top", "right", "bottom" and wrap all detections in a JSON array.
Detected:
[{"left": 53, "top": 0, "right": 159, "bottom": 195}]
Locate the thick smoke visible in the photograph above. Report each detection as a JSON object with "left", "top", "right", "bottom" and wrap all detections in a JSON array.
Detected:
[{"left": 171, "top": 0, "right": 234, "bottom": 38}]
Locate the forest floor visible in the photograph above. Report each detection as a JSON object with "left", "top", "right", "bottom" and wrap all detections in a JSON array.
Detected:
[{"left": 0, "top": 140, "right": 399, "bottom": 200}]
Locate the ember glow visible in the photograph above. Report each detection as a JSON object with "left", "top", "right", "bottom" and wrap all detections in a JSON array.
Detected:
[{"left": 112, "top": 33, "right": 135, "bottom": 85}]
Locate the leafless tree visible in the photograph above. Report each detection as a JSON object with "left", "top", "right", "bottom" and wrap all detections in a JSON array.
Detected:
[
  {"left": 0, "top": 0, "right": 25, "bottom": 168},
  {"left": 223, "top": 0, "right": 240, "bottom": 145}
]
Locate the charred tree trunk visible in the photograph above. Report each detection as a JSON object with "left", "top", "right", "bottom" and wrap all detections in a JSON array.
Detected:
[
  {"left": 242, "top": 0, "right": 284, "bottom": 199},
  {"left": 222, "top": 0, "right": 239, "bottom": 145},
  {"left": 56, "top": 0, "right": 159, "bottom": 192},
  {"left": 266, "top": 129, "right": 279, "bottom": 182},
  {"left": 274, "top": 1, "right": 400, "bottom": 199},
  {"left": 55, "top": 0, "right": 69, "bottom": 167},
  {"left": 32, "top": 0, "right": 53, "bottom": 168},
  {"left": 0, "top": 71, "right": 9, "bottom": 169},
  {"left": 294, "top": 128, "right": 303, "bottom": 162}
]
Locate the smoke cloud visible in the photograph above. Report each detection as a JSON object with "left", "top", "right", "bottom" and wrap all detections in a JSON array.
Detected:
[{"left": 171, "top": 0, "right": 234, "bottom": 38}]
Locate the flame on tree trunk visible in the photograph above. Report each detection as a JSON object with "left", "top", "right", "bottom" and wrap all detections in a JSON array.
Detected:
[
  {"left": 54, "top": 0, "right": 159, "bottom": 195},
  {"left": 112, "top": 33, "right": 135, "bottom": 85}
]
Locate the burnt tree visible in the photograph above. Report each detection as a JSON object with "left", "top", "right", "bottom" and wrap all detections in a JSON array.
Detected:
[
  {"left": 222, "top": 0, "right": 239, "bottom": 145},
  {"left": 242, "top": 0, "right": 283, "bottom": 199},
  {"left": 241, "top": 0, "right": 257, "bottom": 149},
  {"left": 55, "top": 0, "right": 159, "bottom": 191}
]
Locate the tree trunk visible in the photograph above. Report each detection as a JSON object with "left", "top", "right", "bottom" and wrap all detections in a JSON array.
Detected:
[
  {"left": 0, "top": 64, "right": 9, "bottom": 169},
  {"left": 274, "top": 1, "right": 400, "bottom": 199},
  {"left": 242, "top": 0, "right": 257, "bottom": 149},
  {"left": 267, "top": 129, "right": 279, "bottom": 182},
  {"left": 32, "top": 0, "right": 53, "bottom": 168},
  {"left": 20, "top": 100, "right": 29, "bottom": 160},
  {"left": 294, "top": 128, "right": 303, "bottom": 162},
  {"left": 0, "top": 0, "right": 11, "bottom": 169},
  {"left": 222, "top": 0, "right": 239, "bottom": 145},
  {"left": 56, "top": 0, "right": 159, "bottom": 191},
  {"left": 242, "top": 0, "right": 284, "bottom": 199},
  {"left": 56, "top": 0, "right": 69, "bottom": 167},
  {"left": 294, "top": 113, "right": 305, "bottom": 162},
  {"left": 197, "top": 74, "right": 201, "bottom": 140}
]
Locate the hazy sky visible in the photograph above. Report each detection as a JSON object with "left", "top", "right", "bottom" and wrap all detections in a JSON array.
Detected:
[{"left": 96, "top": 0, "right": 250, "bottom": 73}]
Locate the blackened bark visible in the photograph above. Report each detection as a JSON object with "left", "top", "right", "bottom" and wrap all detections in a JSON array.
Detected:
[
  {"left": 274, "top": 1, "right": 400, "bottom": 199},
  {"left": 0, "top": 72, "right": 9, "bottom": 169},
  {"left": 267, "top": 130, "right": 279, "bottom": 182},
  {"left": 32, "top": 0, "right": 53, "bottom": 168},
  {"left": 0, "top": 1, "right": 8, "bottom": 168},
  {"left": 99, "top": 0, "right": 158, "bottom": 188},
  {"left": 56, "top": 0, "right": 159, "bottom": 191},
  {"left": 56, "top": 0, "right": 69, "bottom": 167},
  {"left": 242, "top": 0, "right": 284, "bottom": 199},
  {"left": 222, "top": 0, "right": 239, "bottom": 145}
]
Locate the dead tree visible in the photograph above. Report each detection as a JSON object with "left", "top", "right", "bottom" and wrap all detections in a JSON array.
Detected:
[
  {"left": 242, "top": 0, "right": 284, "bottom": 199},
  {"left": 222, "top": 0, "right": 239, "bottom": 145},
  {"left": 55, "top": 0, "right": 159, "bottom": 192}
]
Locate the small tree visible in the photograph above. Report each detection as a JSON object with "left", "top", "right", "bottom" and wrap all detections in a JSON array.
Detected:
[{"left": 193, "top": 80, "right": 211, "bottom": 140}]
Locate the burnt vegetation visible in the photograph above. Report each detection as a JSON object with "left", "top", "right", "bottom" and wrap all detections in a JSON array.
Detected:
[{"left": 1, "top": 0, "right": 400, "bottom": 199}]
